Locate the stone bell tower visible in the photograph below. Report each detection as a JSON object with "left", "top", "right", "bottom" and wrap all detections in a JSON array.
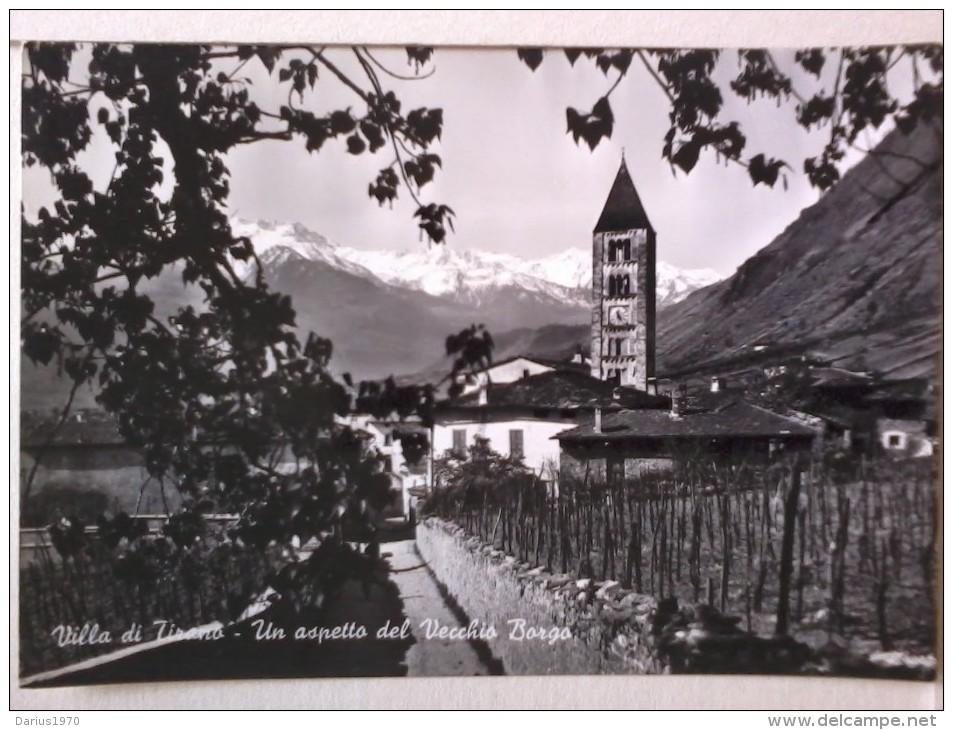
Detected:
[{"left": 590, "top": 158, "right": 656, "bottom": 390}]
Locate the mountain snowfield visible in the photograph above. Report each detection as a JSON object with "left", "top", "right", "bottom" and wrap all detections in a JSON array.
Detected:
[{"left": 230, "top": 218, "right": 721, "bottom": 309}]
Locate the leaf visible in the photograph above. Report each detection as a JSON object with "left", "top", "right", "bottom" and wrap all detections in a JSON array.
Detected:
[
  {"left": 406, "top": 46, "right": 433, "bottom": 69},
  {"left": 747, "top": 153, "right": 788, "bottom": 187},
  {"left": 330, "top": 110, "right": 356, "bottom": 135},
  {"left": 795, "top": 49, "right": 826, "bottom": 77},
  {"left": 610, "top": 50, "right": 633, "bottom": 74},
  {"left": 346, "top": 133, "right": 366, "bottom": 155},
  {"left": 565, "top": 48, "right": 582, "bottom": 66},
  {"left": 257, "top": 48, "right": 281, "bottom": 73},
  {"left": 22, "top": 325, "right": 60, "bottom": 366},
  {"left": 671, "top": 139, "right": 701, "bottom": 174}
]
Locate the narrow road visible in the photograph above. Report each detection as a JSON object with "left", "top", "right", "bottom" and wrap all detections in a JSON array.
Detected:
[
  {"left": 384, "top": 538, "right": 496, "bottom": 676},
  {"left": 25, "top": 528, "right": 497, "bottom": 686}
]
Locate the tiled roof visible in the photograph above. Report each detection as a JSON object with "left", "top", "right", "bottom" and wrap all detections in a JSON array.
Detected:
[
  {"left": 864, "top": 378, "right": 932, "bottom": 402},
  {"left": 594, "top": 160, "right": 654, "bottom": 233},
  {"left": 555, "top": 400, "right": 816, "bottom": 443},
  {"left": 801, "top": 404, "right": 869, "bottom": 429},
  {"left": 810, "top": 367, "right": 873, "bottom": 388},
  {"left": 21, "top": 413, "right": 125, "bottom": 448}
]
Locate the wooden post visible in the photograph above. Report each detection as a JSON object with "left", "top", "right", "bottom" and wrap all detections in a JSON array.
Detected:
[{"left": 776, "top": 464, "right": 802, "bottom": 636}]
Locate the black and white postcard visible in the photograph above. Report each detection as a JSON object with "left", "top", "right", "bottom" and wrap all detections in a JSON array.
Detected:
[{"left": 12, "top": 10, "right": 943, "bottom": 710}]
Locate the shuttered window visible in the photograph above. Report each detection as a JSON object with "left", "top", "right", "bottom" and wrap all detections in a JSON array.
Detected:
[{"left": 452, "top": 429, "right": 467, "bottom": 456}]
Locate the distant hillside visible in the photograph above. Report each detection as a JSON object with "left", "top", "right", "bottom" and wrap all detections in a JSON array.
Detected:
[{"left": 656, "top": 122, "right": 941, "bottom": 381}]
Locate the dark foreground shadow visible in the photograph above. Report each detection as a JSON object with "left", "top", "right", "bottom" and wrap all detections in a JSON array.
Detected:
[{"left": 26, "top": 577, "right": 414, "bottom": 687}]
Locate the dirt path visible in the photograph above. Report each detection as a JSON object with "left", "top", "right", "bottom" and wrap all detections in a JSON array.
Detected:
[{"left": 384, "top": 538, "right": 497, "bottom": 676}]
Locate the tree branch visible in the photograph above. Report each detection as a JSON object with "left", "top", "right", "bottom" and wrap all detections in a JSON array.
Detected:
[
  {"left": 636, "top": 50, "right": 674, "bottom": 103},
  {"left": 765, "top": 51, "right": 807, "bottom": 105},
  {"left": 313, "top": 50, "right": 374, "bottom": 106},
  {"left": 362, "top": 47, "right": 435, "bottom": 81}
]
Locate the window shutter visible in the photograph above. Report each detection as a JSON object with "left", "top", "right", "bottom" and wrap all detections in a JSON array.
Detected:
[
  {"left": 509, "top": 429, "right": 524, "bottom": 459},
  {"left": 452, "top": 429, "right": 466, "bottom": 456}
]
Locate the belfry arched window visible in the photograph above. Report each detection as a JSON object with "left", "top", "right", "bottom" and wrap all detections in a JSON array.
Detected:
[
  {"left": 608, "top": 274, "right": 631, "bottom": 297},
  {"left": 608, "top": 239, "right": 632, "bottom": 263}
]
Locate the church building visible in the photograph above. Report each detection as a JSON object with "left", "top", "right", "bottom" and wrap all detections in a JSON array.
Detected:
[{"left": 558, "top": 158, "right": 816, "bottom": 480}]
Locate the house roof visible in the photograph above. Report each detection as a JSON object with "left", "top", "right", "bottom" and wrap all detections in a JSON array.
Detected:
[
  {"left": 594, "top": 160, "right": 654, "bottom": 233},
  {"left": 481, "top": 354, "right": 589, "bottom": 375},
  {"left": 442, "top": 370, "right": 669, "bottom": 412},
  {"left": 21, "top": 412, "right": 126, "bottom": 448},
  {"left": 801, "top": 404, "right": 869, "bottom": 430},
  {"left": 864, "top": 378, "right": 932, "bottom": 403},
  {"left": 555, "top": 400, "right": 816, "bottom": 443},
  {"left": 810, "top": 367, "right": 873, "bottom": 389}
]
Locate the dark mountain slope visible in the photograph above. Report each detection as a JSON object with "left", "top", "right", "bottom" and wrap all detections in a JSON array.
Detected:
[{"left": 655, "top": 122, "right": 942, "bottom": 380}]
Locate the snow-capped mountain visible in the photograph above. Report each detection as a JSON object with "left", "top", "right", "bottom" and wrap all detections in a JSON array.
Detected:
[
  {"left": 334, "top": 245, "right": 589, "bottom": 307},
  {"left": 230, "top": 218, "right": 721, "bottom": 310}
]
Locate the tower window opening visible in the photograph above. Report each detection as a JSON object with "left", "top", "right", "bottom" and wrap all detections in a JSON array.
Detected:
[
  {"left": 608, "top": 239, "right": 631, "bottom": 263},
  {"left": 608, "top": 274, "right": 631, "bottom": 297}
]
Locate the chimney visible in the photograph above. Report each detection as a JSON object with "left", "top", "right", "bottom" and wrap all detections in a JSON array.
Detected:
[
  {"left": 593, "top": 407, "right": 602, "bottom": 434},
  {"left": 478, "top": 381, "right": 488, "bottom": 406},
  {"left": 710, "top": 376, "right": 724, "bottom": 393},
  {"left": 646, "top": 377, "right": 658, "bottom": 396}
]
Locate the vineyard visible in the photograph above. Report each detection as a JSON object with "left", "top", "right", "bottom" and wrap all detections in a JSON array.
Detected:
[{"left": 425, "top": 451, "right": 938, "bottom": 656}]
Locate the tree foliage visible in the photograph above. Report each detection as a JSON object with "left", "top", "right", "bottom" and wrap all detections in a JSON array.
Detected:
[
  {"left": 519, "top": 45, "right": 942, "bottom": 190},
  {"left": 20, "top": 42, "right": 465, "bottom": 612},
  {"left": 428, "top": 437, "right": 538, "bottom": 513}
]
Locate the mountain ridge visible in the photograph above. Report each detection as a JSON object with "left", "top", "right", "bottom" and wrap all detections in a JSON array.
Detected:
[{"left": 230, "top": 217, "right": 721, "bottom": 311}]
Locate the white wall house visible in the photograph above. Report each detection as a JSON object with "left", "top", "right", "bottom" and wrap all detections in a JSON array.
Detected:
[
  {"left": 339, "top": 414, "right": 428, "bottom": 519},
  {"left": 432, "top": 413, "right": 573, "bottom": 484},
  {"left": 430, "top": 369, "right": 658, "bottom": 492},
  {"left": 877, "top": 418, "right": 934, "bottom": 457}
]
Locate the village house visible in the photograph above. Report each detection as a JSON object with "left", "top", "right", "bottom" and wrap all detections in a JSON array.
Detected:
[
  {"left": 556, "top": 392, "right": 816, "bottom": 482},
  {"left": 753, "top": 355, "right": 937, "bottom": 456},
  {"left": 431, "top": 368, "right": 667, "bottom": 487}
]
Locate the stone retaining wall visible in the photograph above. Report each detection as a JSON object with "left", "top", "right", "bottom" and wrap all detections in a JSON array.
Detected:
[{"left": 416, "top": 516, "right": 663, "bottom": 675}]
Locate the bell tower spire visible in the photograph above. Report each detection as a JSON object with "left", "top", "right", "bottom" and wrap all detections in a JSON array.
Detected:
[{"left": 590, "top": 158, "right": 657, "bottom": 390}]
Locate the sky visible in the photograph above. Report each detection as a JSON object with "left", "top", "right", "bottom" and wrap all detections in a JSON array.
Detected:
[
  {"left": 22, "top": 44, "right": 918, "bottom": 277},
  {"left": 224, "top": 46, "right": 834, "bottom": 276}
]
